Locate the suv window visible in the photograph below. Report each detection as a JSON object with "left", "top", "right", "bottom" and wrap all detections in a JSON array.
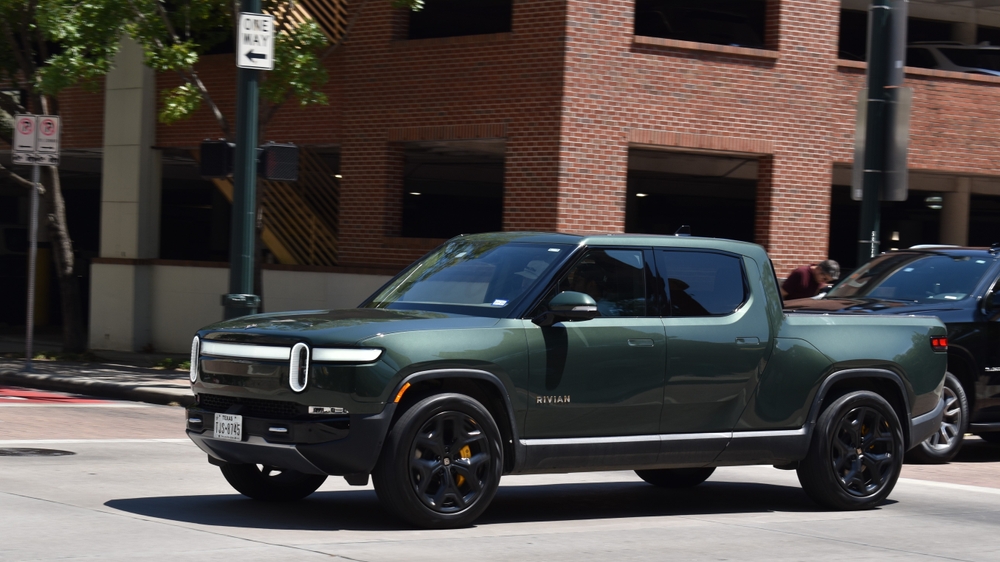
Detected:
[
  {"left": 554, "top": 249, "right": 647, "bottom": 317},
  {"left": 906, "top": 47, "right": 937, "bottom": 69},
  {"left": 656, "top": 250, "right": 747, "bottom": 316},
  {"left": 827, "top": 252, "right": 994, "bottom": 303}
]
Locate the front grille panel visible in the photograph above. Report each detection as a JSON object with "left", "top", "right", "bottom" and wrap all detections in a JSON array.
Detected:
[{"left": 198, "top": 393, "right": 306, "bottom": 419}]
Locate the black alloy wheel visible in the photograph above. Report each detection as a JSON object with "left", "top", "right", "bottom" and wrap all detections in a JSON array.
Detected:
[
  {"left": 906, "top": 372, "right": 968, "bottom": 464},
  {"left": 409, "top": 411, "right": 492, "bottom": 512},
  {"left": 373, "top": 393, "right": 503, "bottom": 528},
  {"left": 219, "top": 463, "right": 327, "bottom": 501},
  {"left": 797, "top": 391, "right": 903, "bottom": 510}
]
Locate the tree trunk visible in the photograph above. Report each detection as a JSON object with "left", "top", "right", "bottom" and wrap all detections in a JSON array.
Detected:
[{"left": 42, "top": 166, "right": 87, "bottom": 353}]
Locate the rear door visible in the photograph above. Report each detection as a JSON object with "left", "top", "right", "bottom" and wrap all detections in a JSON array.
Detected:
[{"left": 655, "top": 249, "right": 772, "bottom": 435}]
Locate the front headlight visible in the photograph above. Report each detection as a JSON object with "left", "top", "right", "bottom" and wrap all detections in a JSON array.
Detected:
[{"left": 189, "top": 336, "right": 200, "bottom": 383}]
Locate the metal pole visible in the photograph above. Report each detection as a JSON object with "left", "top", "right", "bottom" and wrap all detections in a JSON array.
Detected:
[
  {"left": 25, "top": 164, "right": 39, "bottom": 372},
  {"left": 857, "top": 0, "right": 907, "bottom": 266},
  {"left": 224, "top": 0, "right": 262, "bottom": 320}
]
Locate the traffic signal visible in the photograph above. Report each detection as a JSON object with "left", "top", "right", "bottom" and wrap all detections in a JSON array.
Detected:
[
  {"left": 199, "top": 139, "right": 299, "bottom": 181},
  {"left": 257, "top": 142, "right": 299, "bottom": 182}
]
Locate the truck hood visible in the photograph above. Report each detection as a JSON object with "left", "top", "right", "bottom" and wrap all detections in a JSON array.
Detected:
[
  {"left": 783, "top": 297, "right": 960, "bottom": 316},
  {"left": 198, "top": 308, "right": 502, "bottom": 346}
]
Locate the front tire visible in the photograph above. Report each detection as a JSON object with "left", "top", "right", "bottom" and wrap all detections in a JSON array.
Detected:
[
  {"left": 906, "top": 372, "right": 968, "bottom": 464},
  {"left": 797, "top": 391, "right": 903, "bottom": 510},
  {"left": 219, "top": 463, "right": 327, "bottom": 501},
  {"left": 372, "top": 393, "right": 503, "bottom": 529},
  {"left": 635, "top": 467, "right": 716, "bottom": 488}
]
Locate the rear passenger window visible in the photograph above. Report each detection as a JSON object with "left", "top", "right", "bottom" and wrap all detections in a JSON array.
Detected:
[{"left": 656, "top": 250, "right": 747, "bottom": 316}]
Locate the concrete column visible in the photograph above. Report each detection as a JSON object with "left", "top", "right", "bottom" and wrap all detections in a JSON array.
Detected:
[
  {"left": 89, "top": 39, "right": 160, "bottom": 351},
  {"left": 940, "top": 177, "right": 971, "bottom": 246}
]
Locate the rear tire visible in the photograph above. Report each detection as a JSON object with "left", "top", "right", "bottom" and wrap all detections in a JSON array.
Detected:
[
  {"left": 635, "top": 467, "right": 716, "bottom": 488},
  {"left": 372, "top": 393, "right": 503, "bottom": 529},
  {"left": 220, "top": 463, "right": 327, "bottom": 501},
  {"left": 797, "top": 391, "right": 903, "bottom": 510},
  {"left": 906, "top": 372, "right": 968, "bottom": 464}
]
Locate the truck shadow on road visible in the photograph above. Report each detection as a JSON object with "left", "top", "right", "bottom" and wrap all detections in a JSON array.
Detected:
[{"left": 105, "top": 479, "right": 890, "bottom": 531}]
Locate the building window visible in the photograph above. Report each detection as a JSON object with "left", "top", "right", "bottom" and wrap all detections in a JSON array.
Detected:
[
  {"left": 408, "top": 0, "right": 512, "bottom": 40},
  {"left": 634, "top": 0, "right": 768, "bottom": 49}
]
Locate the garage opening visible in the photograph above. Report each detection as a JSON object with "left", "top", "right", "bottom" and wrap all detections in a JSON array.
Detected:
[
  {"left": 407, "top": 0, "right": 512, "bottom": 40},
  {"left": 625, "top": 149, "right": 758, "bottom": 242},
  {"left": 401, "top": 141, "right": 505, "bottom": 240},
  {"left": 840, "top": 0, "right": 1000, "bottom": 72},
  {"left": 634, "top": 0, "right": 769, "bottom": 49}
]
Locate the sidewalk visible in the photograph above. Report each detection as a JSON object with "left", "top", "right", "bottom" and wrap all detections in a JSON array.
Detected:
[{"left": 0, "top": 334, "right": 194, "bottom": 407}]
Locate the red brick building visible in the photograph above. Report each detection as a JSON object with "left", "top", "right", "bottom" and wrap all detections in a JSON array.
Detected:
[{"left": 4, "top": 0, "right": 1000, "bottom": 351}]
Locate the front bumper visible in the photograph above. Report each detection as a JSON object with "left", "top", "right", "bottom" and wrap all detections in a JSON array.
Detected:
[
  {"left": 908, "top": 396, "right": 946, "bottom": 450},
  {"left": 186, "top": 403, "right": 397, "bottom": 475}
]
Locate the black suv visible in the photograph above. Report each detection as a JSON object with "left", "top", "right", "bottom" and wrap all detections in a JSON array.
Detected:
[{"left": 786, "top": 245, "right": 1000, "bottom": 463}]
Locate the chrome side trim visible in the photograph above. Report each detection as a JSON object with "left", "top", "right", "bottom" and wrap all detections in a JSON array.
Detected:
[
  {"left": 730, "top": 428, "right": 807, "bottom": 438},
  {"left": 522, "top": 429, "right": 806, "bottom": 447},
  {"left": 313, "top": 347, "right": 383, "bottom": 362},
  {"left": 201, "top": 341, "right": 291, "bottom": 360}
]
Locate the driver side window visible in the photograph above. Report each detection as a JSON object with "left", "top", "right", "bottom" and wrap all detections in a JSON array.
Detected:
[{"left": 555, "top": 249, "right": 647, "bottom": 317}]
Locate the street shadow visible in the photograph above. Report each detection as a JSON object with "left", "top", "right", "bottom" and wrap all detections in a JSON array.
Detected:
[
  {"left": 953, "top": 437, "right": 1000, "bottom": 463},
  {"left": 105, "top": 478, "right": 886, "bottom": 531}
]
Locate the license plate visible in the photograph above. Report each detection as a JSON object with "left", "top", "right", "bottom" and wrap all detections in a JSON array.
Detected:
[{"left": 214, "top": 413, "right": 243, "bottom": 442}]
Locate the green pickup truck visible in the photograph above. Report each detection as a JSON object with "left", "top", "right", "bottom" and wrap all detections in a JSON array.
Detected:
[{"left": 185, "top": 233, "right": 947, "bottom": 528}]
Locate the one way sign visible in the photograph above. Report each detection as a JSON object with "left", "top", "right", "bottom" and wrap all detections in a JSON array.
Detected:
[{"left": 237, "top": 13, "right": 274, "bottom": 71}]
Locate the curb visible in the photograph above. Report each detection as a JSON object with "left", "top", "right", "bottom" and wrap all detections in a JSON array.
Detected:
[{"left": 0, "top": 369, "right": 195, "bottom": 408}]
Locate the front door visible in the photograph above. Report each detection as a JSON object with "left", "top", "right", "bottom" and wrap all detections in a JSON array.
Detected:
[{"left": 523, "top": 248, "right": 666, "bottom": 438}]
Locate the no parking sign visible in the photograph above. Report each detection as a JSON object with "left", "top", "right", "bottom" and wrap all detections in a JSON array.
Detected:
[{"left": 12, "top": 114, "right": 60, "bottom": 165}]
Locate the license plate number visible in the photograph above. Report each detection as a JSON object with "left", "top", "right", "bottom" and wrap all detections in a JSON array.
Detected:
[{"left": 214, "top": 413, "right": 242, "bottom": 442}]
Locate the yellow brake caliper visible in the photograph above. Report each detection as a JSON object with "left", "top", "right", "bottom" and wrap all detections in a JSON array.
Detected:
[{"left": 455, "top": 445, "right": 472, "bottom": 487}]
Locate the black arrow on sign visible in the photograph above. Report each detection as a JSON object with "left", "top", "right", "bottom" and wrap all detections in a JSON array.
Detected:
[{"left": 244, "top": 50, "right": 266, "bottom": 63}]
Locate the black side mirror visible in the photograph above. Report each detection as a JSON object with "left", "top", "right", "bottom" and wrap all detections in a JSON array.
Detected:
[{"left": 532, "top": 291, "right": 599, "bottom": 327}]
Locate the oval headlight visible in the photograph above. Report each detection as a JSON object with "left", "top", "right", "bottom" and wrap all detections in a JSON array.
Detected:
[
  {"left": 189, "top": 336, "right": 200, "bottom": 383},
  {"left": 289, "top": 342, "right": 310, "bottom": 392}
]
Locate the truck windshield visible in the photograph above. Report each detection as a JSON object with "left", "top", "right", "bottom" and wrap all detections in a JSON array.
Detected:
[
  {"left": 366, "top": 238, "right": 573, "bottom": 315},
  {"left": 826, "top": 253, "right": 992, "bottom": 303}
]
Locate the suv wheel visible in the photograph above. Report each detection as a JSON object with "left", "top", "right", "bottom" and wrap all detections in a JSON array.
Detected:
[
  {"left": 906, "top": 372, "right": 968, "bottom": 464},
  {"left": 373, "top": 393, "right": 503, "bottom": 528},
  {"left": 797, "top": 391, "right": 903, "bottom": 510},
  {"left": 219, "top": 463, "right": 327, "bottom": 501},
  {"left": 635, "top": 467, "right": 715, "bottom": 488}
]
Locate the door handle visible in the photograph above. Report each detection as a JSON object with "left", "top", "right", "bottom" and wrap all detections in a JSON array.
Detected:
[
  {"left": 628, "top": 338, "right": 655, "bottom": 347},
  {"left": 736, "top": 337, "right": 760, "bottom": 346}
]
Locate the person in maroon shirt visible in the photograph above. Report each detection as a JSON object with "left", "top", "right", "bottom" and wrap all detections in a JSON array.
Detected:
[{"left": 781, "top": 260, "right": 840, "bottom": 300}]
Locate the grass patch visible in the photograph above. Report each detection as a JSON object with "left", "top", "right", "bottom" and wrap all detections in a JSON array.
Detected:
[{"left": 154, "top": 357, "right": 191, "bottom": 371}]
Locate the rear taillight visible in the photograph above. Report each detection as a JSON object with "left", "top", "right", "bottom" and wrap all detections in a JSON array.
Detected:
[{"left": 930, "top": 336, "right": 948, "bottom": 351}]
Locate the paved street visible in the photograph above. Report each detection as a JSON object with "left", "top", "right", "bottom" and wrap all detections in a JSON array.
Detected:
[{"left": 2, "top": 389, "right": 999, "bottom": 562}]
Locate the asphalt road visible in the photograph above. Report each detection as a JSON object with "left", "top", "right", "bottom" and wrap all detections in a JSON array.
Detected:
[{"left": 2, "top": 388, "right": 1000, "bottom": 562}]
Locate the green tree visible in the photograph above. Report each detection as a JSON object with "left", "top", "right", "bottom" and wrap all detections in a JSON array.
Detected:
[{"left": 0, "top": 0, "right": 422, "bottom": 352}]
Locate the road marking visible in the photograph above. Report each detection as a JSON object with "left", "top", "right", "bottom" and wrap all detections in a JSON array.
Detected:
[
  {"left": 898, "top": 477, "right": 1000, "bottom": 495},
  {"left": 0, "top": 439, "right": 190, "bottom": 445}
]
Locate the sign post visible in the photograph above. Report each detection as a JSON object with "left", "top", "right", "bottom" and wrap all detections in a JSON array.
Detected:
[
  {"left": 224, "top": 3, "right": 272, "bottom": 320},
  {"left": 12, "top": 114, "right": 60, "bottom": 372}
]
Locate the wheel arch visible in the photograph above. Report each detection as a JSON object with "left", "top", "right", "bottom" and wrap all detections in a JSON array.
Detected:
[
  {"left": 946, "top": 347, "right": 977, "bottom": 412},
  {"left": 808, "top": 369, "right": 912, "bottom": 448},
  {"left": 388, "top": 369, "right": 521, "bottom": 474}
]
